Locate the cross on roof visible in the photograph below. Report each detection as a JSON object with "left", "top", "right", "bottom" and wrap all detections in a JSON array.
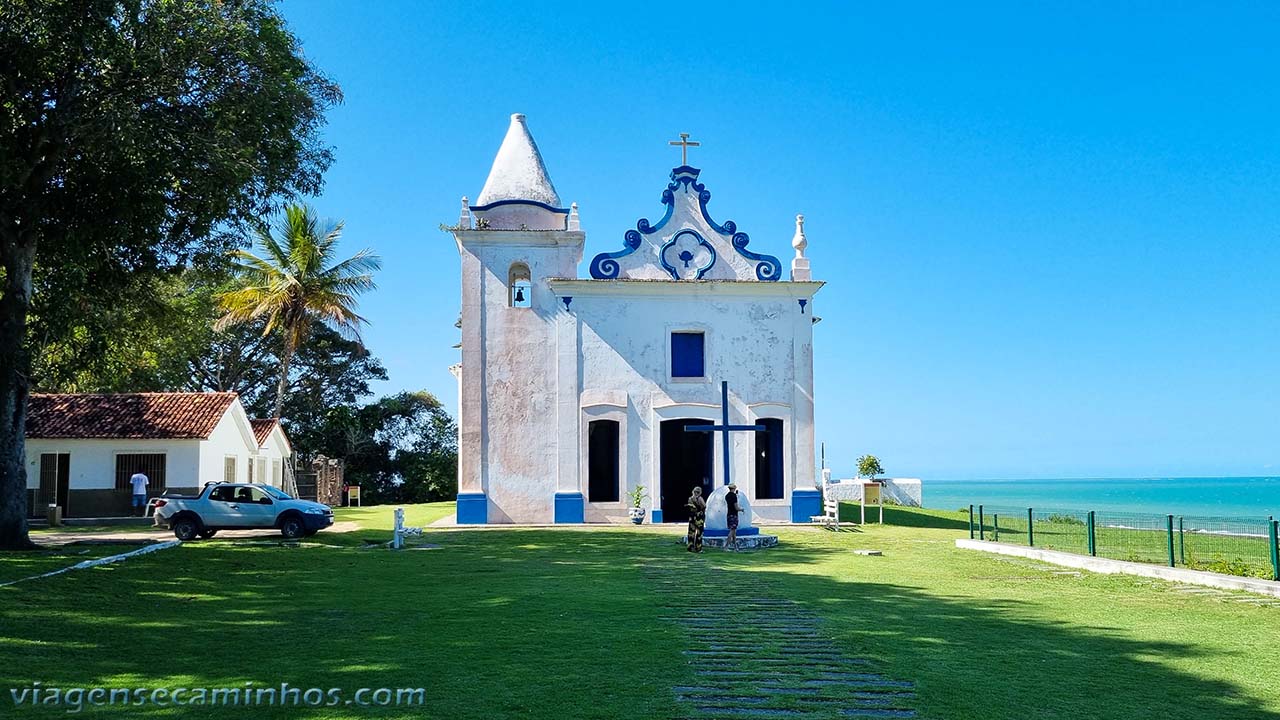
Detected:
[{"left": 669, "top": 132, "right": 700, "bottom": 165}]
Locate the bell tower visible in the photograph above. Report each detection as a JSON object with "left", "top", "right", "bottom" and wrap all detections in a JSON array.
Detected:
[{"left": 451, "top": 114, "right": 584, "bottom": 524}]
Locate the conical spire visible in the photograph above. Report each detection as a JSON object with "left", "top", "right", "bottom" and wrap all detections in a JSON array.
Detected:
[{"left": 476, "top": 114, "right": 562, "bottom": 207}]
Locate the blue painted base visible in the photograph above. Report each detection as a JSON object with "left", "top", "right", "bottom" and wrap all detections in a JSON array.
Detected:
[
  {"left": 791, "top": 488, "right": 823, "bottom": 523},
  {"left": 553, "top": 492, "right": 585, "bottom": 524},
  {"left": 650, "top": 509, "right": 664, "bottom": 524},
  {"left": 703, "top": 527, "right": 761, "bottom": 537},
  {"left": 456, "top": 492, "right": 487, "bottom": 524}
]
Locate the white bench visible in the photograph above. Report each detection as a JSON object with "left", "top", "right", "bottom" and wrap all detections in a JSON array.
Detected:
[{"left": 810, "top": 498, "right": 841, "bottom": 530}]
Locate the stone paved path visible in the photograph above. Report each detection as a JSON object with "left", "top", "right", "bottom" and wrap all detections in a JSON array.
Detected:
[{"left": 647, "top": 560, "right": 916, "bottom": 719}]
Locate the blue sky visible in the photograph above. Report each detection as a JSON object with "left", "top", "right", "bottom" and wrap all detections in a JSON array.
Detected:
[{"left": 279, "top": 1, "right": 1280, "bottom": 480}]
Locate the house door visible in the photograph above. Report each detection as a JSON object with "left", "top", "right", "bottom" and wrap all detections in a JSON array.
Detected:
[
  {"left": 39, "top": 453, "right": 70, "bottom": 514},
  {"left": 659, "top": 419, "right": 714, "bottom": 524}
]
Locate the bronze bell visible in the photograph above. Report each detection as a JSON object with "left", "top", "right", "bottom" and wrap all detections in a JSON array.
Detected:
[{"left": 514, "top": 286, "right": 526, "bottom": 303}]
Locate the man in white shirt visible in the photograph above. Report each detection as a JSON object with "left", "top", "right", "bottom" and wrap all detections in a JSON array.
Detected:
[{"left": 129, "top": 472, "right": 149, "bottom": 516}]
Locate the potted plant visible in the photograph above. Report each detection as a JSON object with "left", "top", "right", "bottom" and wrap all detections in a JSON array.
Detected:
[{"left": 626, "top": 485, "right": 648, "bottom": 524}]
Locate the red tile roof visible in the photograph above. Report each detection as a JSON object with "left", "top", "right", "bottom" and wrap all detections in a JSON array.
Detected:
[
  {"left": 249, "top": 418, "right": 279, "bottom": 446},
  {"left": 26, "top": 393, "right": 239, "bottom": 440}
]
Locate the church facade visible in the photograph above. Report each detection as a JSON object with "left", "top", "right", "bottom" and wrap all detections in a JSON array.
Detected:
[{"left": 449, "top": 114, "right": 823, "bottom": 525}]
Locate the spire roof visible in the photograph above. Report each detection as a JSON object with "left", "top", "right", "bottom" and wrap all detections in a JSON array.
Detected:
[{"left": 475, "top": 113, "right": 562, "bottom": 208}]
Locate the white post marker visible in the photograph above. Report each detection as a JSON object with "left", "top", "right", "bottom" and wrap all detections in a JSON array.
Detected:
[{"left": 391, "top": 507, "right": 424, "bottom": 550}]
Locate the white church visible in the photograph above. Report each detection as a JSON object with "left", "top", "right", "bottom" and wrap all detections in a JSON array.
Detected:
[{"left": 449, "top": 114, "right": 823, "bottom": 526}]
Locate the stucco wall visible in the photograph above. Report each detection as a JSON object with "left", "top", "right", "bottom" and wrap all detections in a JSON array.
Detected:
[
  {"left": 564, "top": 290, "right": 814, "bottom": 522},
  {"left": 25, "top": 437, "right": 202, "bottom": 516},
  {"left": 825, "top": 478, "right": 924, "bottom": 507},
  {"left": 453, "top": 189, "right": 821, "bottom": 525},
  {"left": 26, "top": 438, "right": 201, "bottom": 491},
  {"left": 25, "top": 398, "right": 271, "bottom": 516},
  {"left": 456, "top": 229, "right": 584, "bottom": 523},
  {"left": 254, "top": 426, "right": 291, "bottom": 487},
  {"left": 199, "top": 406, "right": 259, "bottom": 486}
]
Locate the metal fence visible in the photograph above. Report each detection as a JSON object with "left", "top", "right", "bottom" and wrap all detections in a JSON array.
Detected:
[{"left": 969, "top": 504, "right": 1280, "bottom": 581}]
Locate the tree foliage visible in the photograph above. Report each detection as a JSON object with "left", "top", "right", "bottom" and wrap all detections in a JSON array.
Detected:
[
  {"left": 216, "top": 204, "right": 380, "bottom": 417},
  {"left": 34, "top": 269, "right": 391, "bottom": 458},
  {"left": 29, "top": 266, "right": 456, "bottom": 501},
  {"left": 857, "top": 455, "right": 885, "bottom": 481},
  {"left": 0, "top": 0, "right": 341, "bottom": 549},
  {"left": 306, "top": 392, "right": 458, "bottom": 504}
]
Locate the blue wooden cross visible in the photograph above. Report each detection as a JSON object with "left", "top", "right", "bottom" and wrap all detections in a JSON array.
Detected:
[{"left": 686, "top": 381, "right": 765, "bottom": 487}]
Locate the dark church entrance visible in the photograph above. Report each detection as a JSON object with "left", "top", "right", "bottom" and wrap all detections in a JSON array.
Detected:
[{"left": 659, "top": 419, "right": 714, "bottom": 524}]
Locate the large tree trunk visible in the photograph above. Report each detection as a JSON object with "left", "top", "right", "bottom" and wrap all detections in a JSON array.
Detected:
[{"left": 0, "top": 233, "right": 38, "bottom": 550}]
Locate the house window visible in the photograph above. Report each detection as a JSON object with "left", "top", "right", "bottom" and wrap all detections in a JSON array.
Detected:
[
  {"left": 114, "top": 454, "right": 167, "bottom": 492},
  {"left": 509, "top": 262, "right": 532, "bottom": 308},
  {"left": 671, "top": 332, "right": 705, "bottom": 378},
  {"left": 754, "top": 418, "right": 785, "bottom": 499},
  {"left": 272, "top": 459, "right": 282, "bottom": 486},
  {"left": 256, "top": 457, "right": 267, "bottom": 485},
  {"left": 224, "top": 456, "right": 237, "bottom": 484},
  {"left": 587, "top": 420, "right": 620, "bottom": 502}
]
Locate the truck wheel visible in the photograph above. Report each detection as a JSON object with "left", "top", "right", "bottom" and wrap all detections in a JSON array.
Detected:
[
  {"left": 280, "top": 516, "right": 306, "bottom": 539},
  {"left": 173, "top": 517, "right": 200, "bottom": 541},
  {"left": 199, "top": 529, "right": 218, "bottom": 539}
]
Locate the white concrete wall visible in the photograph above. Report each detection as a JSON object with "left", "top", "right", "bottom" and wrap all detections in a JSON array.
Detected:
[
  {"left": 198, "top": 405, "right": 260, "bottom": 487},
  {"left": 455, "top": 229, "right": 584, "bottom": 523},
  {"left": 254, "top": 426, "right": 291, "bottom": 487},
  {"left": 566, "top": 287, "right": 815, "bottom": 523},
  {"left": 825, "top": 478, "right": 923, "bottom": 507},
  {"left": 25, "top": 438, "right": 201, "bottom": 490}
]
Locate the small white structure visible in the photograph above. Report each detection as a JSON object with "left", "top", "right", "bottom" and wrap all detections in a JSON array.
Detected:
[
  {"left": 391, "top": 507, "right": 423, "bottom": 550},
  {"left": 450, "top": 115, "right": 824, "bottom": 526},
  {"left": 249, "top": 418, "right": 292, "bottom": 488},
  {"left": 25, "top": 393, "right": 292, "bottom": 517},
  {"left": 823, "top": 477, "right": 924, "bottom": 508}
]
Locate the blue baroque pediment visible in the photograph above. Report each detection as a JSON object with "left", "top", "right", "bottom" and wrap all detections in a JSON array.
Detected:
[{"left": 588, "top": 166, "right": 782, "bottom": 282}]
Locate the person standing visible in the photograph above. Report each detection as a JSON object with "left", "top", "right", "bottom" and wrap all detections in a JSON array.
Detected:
[
  {"left": 725, "top": 482, "right": 742, "bottom": 550},
  {"left": 129, "top": 471, "right": 149, "bottom": 516},
  {"left": 685, "top": 486, "right": 706, "bottom": 553}
]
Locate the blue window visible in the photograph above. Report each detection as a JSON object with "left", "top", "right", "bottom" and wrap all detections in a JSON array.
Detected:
[{"left": 671, "top": 332, "right": 705, "bottom": 378}]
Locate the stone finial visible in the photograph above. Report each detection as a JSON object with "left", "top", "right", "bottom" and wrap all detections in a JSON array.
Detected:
[
  {"left": 792, "top": 214, "right": 807, "bottom": 257},
  {"left": 459, "top": 197, "right": 472, "bottom": 229},
  {"left": 568, "top": 202, "right": 581, "bottom": 231},
  {"left": 790, "top": 213, "right": 811, "bottom": 281}
]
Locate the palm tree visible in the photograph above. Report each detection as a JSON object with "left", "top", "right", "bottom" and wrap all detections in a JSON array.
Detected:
[{"left": 215, "top": 204, "right": 381, "bottom": 418}]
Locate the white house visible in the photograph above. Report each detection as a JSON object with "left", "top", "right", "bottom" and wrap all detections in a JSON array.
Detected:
[
  {"left": 249, "top": 418, "right": 293, "bottom": 488},
  {"left": 450, "top": 114, "right": 823, "bottom": 526},
  {"left": 25, "top": 392, "right": 292, "bottom": 517}
]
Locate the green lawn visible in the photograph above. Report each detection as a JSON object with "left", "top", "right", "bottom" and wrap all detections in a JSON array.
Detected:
[
  {"left": 332, "top": 501, "right": 457, "bottom": 534},
  {"left": 0, "top": 543, "right": 155, "bottom": 586},
  {"left": 1, "top": 504, "right": 1278, "bottom": 719}
]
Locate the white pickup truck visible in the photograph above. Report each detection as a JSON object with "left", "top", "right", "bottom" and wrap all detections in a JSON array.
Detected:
[{"left": 152, "top": 482, "right": 334, "bottom": 541}]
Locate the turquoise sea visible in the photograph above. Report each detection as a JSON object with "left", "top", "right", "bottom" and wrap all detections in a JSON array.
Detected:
[{"left": 925, "top": 477, "right": 1280, "bottom": 519}]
